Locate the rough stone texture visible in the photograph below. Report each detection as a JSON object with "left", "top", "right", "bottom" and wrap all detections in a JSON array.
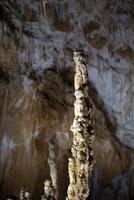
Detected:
[
  {"left": 41, "top": 141, "right": 57, "bottom": 200},
  {"left": 48, "top": 142, "right": 58, "bottom": 198},
  {"left": 67, "top": 51, "right": 94, "bottom": 200},
  {"left": 0, "top": 0, "right": 134, "bottom": 199},
  {"left": 19, "top": 187, "right": 31, "bottom": 200},
  {"left": 41, "top": 180, "right": 55, "bottom": 200}
]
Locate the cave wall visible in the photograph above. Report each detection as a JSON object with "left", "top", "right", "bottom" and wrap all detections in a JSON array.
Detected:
[{"left": 0, "top": 0, "right": 134, "bottom": 199}]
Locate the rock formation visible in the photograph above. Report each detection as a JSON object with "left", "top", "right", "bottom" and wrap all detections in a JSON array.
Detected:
[
  {"left": 67, "top": 51, "right": 95, "bottom": 200},
  {"left": 19, "top": 187, "right": 25, "bottom": 200},
  {"left": 41, "top": 141, "right": 57, "bottom": 200},
  {"left": 19, "top": 187, "right": 31, "bottom": 200},
  {"left": 48, "top": 142, "right": 58, "bottom": 198},
  {"left": 41, "top": 180, "right": 54, "bottom": 200},
  {"left": 0, "top": 0, "right": 134, "bottom": 200}
]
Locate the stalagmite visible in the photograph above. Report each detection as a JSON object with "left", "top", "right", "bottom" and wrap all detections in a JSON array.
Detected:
[
  {"left": 25, "top": 192, "right": 31, "bottom": 200},
  {"left": 48, "top": 141, "right": 58, "bottom": 198},
  {"left": 19, "top": 187, "right": 31, "bottom": 200},
  {"left": 41, "top": 180, "right": 54, "bottom": 200},
  {"left": 19, "top": 187, "right": 25, "bottom": 200},
  {"left": 41, "top": 141, "right": 58, "bottom": 200},
  {"left": 67, "top": 51, "right": 95, "bottom": 200}
]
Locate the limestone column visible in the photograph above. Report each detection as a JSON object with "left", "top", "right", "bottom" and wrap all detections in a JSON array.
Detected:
[
  {"left": 48, "top": 141, "right": 58, "bottom": 199},
  {"left": 20, "top": 186, "right": 31, "bottom": 200},
  {"left": 41, "top": 141, "right": 58, "bottom": 200},
  {"left": 67, "top": 51, "right": 95, "bottom": 200},
  {"left": 41, "top": 180, "right": 54, "bottom": 200},
  {"left": 19, "top": 187, "right": 25, "bottom": 200}
]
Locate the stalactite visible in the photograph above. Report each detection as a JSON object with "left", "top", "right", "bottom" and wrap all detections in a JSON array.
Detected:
[
  {"left": 42, "top": 0, "right": 67, "bottom": 21},
  {"left": 67, "top": 51, "right": 95, "bottom": 200},
  {"left": 19, "top": 24, "right": 22, "bottom": 48},
  {"left": 42, "top": 0, "right": 48, "bottom": 16}
]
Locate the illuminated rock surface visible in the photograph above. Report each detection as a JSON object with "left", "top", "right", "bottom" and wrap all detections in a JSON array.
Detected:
[
  {"left": 0, "top": 0, "right": 134, "bottom": 199},
  {"left": 67, "top": 51, "right": 94, "bottom": 200}
]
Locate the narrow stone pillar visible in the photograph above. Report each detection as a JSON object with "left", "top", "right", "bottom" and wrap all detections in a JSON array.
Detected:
[
  {"left": 20, "top": 186, "right": 31, "bottom": 200},
  {"left": 25, "top": 192, "right": 31, "bottom": 200},
  {"left": 19, "top": 187, "right": 25, "bottom": 200},
  {"left": 67, "top": 51, "right": 95, "bottom": 200},
  {"left": 41, "top": 141, "right": 58, "bottom": 200},
  {"left": 48, "top": 141, "right": 58, "bottom": 198},
  {"left": 41, "top": 180, "right": 54, "bottom": 200}
]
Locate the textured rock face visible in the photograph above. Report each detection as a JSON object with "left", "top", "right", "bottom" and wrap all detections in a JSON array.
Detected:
[
  {"left": 67, "top": 51, "right": 95, "bottom": 200},
  {"left": 0, "top": 0, "right": 134, "bottom": 199}
]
